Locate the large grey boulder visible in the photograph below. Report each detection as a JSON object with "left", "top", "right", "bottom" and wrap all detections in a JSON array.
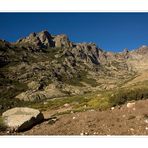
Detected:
[{"left": 2, "top": 107, "right": 44, "bottom": 132}]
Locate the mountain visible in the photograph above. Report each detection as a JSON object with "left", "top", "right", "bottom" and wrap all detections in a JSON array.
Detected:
[{"left": 0, "top": 30, "right": 148, "bottom": 108}]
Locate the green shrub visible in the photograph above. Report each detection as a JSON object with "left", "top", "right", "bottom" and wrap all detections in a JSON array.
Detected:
[
  {"left": 0, "top": 78, "right": 32, "bottom": 114},
  {"left": 109, "top": 86, "right": 148, "bottom": 106},
  {"left": 0, "top": 117, "right": 7, "bottom": 131},
  {"left": 87, "top": 97, "right": 109, "bottom": 110}
]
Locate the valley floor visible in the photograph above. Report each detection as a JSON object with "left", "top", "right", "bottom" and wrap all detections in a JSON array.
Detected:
[
  {"left": 1, "top": 70, "right": 148, "bottom": 136},
  {"left": 16, "top": 99, "right": 148, "bottom": 135}
]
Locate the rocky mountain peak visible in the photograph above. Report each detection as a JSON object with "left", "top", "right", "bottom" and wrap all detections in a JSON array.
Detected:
[
  {"left": 123, "top": 48, "right": 129, "bottom": 53},
  {"left": 37, "top": 30, "right": 52, "bottom": 41},
  {"left": 28, "top": 32, "right": 36, "bottom": 38},
  {"left": 37, "top": 30, "right": 54, "bottom": 47},
  {"left": 15, "top": 31, "right": 103, "bottom": 52},
  {"left": 17, "top": 30, "right": 54, "bottom": 48},
  {"left": 135, "top": 45, "right": 148, "bottom": 55},
  {"left": 16, "top": 31, "right": 73, "bottom": 49}
]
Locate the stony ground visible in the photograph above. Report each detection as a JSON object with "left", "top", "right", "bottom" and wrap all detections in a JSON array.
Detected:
[{"left": 14, "top": 99, "right": 148, "bottom": 135}]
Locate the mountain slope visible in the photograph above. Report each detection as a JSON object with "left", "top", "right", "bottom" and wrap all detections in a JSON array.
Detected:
[{"left": 0, "top": 30, "right": 148, "bottom": 111}]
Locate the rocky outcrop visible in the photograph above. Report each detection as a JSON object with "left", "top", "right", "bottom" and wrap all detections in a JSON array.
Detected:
[
  {"left": 17, "top": 31, "right": 72, "bottom": 49},
  {"left": 54, "top": 34, "right": 72, "bottom": 48},
  {"left": 17, "top": 30, "right": 54, "bottom": 48},
  {"left": 71, "top": 43, "right": 100, "bottom": 65},
  {"left": 127, "top": 46, "right": 148, "bottom": 72},
  {"left": 15, "top": 84, "right": 65, "bottom": 101},
  {"left": 2, "top": 107, "right": 44, "bottom": 132},
  {"left": 135, "top": 45, "right": 148, "bottom": 54},
  {"left": 37, "top": 31, "right": 55, "bottom": 47}
]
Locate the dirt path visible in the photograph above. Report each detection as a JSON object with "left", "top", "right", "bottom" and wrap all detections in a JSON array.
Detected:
[{"left": 20, "top": 99, "right": 148, "bottom": 135}]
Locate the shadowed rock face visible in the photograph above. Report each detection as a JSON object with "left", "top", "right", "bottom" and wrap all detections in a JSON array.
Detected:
[
  {"left": 37, "top": 31, "right": 55, "bottom": 47},
  {"left": 0, "top": 30, "right": 148, "bottom": 102}
]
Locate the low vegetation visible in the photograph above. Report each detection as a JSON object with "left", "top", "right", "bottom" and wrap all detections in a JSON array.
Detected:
[
  {"left": 0, "top": 78, "right": 29, "bottom": 113},
  {"left": 109, "top": 81, "right": 148, "bottom": 106},
  {"left": 29, "top": 92, "right": 109, "bottom": 112},
  {"left": 29, "top": 80, "right": 148, "bottom": 115},
  {"left": 0, "top": 76, "right": 148, "bottom": 117},
  {"left": 0, "top": 116, "right": 7, "bottom": 131}
]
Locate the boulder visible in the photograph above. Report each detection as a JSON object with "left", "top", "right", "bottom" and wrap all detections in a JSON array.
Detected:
[{"left": 2, "top": 107, "right": 44, "bottom": 132}]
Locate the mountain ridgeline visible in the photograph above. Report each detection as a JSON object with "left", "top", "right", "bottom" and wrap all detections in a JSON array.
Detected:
[{"left": 0, "top": 30, "right": 148, "bottom": 104}]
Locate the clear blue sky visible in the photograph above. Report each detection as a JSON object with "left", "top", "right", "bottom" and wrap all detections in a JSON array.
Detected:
[{"left": 0, "top": 13, "right": 148, "bottom": 52}]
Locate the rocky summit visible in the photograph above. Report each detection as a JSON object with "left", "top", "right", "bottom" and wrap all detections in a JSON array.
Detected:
[{"left": 0, "top": 30, "right": 148, "bottom": 110}]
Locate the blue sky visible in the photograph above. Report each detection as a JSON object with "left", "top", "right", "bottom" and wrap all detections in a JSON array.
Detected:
[{"left": 0, "top": 13, "right": 148, "bottom": 52}]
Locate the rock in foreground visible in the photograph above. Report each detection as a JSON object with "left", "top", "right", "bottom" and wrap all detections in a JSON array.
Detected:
[{"left": 2, "top": 107, "right": 44, "bottom": 132}]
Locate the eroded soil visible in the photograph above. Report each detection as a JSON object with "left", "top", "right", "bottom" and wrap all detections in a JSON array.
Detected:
[{"left": 18, "top": 99, "right": 148, "bottom": 135}]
